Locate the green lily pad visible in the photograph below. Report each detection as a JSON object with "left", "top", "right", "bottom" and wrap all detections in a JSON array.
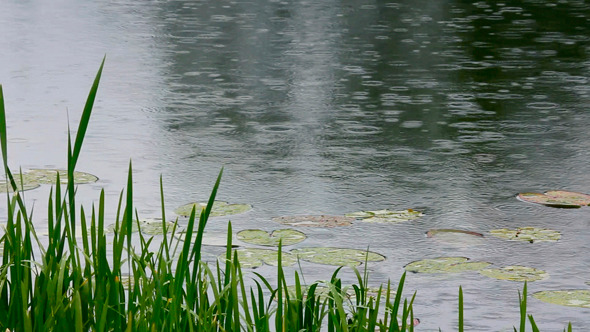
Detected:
[
  {"left": 290, "top": 247, "right": 385, "bottom": 267},
  {"left": 106, "top": 219, "right": 177, "bottom": 235},
  {"left": 489, "top": 227, "right": 561, "bottom": 243},
  {"left": 404, "top": 257, "right": 491, "bottom": 273},
  {"left": 345, "top": 209, "right": 423, "bottom": 223},
  {"left": 427, "top": 229, "right": 484, "bottom": 238},
  {"left": 479, "top": 266, "right": 549, "bottom": 282},
  {"left": 517, "top": 190, "right": 590, "bottom": 208},
  {"left": 175, "top": 230, "right": 239, "bottom": 247},
  {"left": 426, "top": 229, "right": 485, "bottom": 246},
  {"left": 226, "top": 248, "right": 297, "bottom": 268},
  {"left": 533, "top": 290, "right": 590, "bottom": 308},
  {"left": 237, "top": 229, "right": 306, "bottom": 246},
  {"left": 0, "top": 179, "right": 40, "bottom": 192},
  {"left": 284, "top": 283, "right": 395, "bottom": 302},
  {"left": 0, "top": 169, "right": 98, "bottom": 192},
  {"left": 23, "top": 169, "right": 98, "bottom": 184},
  {"left": 175, "top": 201, "right": 252, "bottom": 217},
  {"left": 272, "top": 215, "right": 355, "bottom": 227}
]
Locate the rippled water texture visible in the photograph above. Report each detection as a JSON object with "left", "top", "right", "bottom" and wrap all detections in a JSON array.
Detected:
[{"left": 2, "top": 1, "right": 590, "bottom": 330}]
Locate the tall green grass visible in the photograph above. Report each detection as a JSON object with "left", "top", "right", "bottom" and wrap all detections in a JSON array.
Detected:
[{"left": 0, "top": 61, "right": 574, "bottom": 331}]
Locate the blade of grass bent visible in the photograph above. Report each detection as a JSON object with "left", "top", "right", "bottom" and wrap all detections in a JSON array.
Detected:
[{"left": 69, "top": 56, "right": 105, "bottom": 170}]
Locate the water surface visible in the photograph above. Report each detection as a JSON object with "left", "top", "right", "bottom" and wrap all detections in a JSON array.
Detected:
[{"left": 2, "top": 0, "right": 590, "bottom": 330}]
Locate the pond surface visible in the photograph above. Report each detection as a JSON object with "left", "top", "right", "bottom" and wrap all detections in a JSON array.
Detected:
[{"left": 2, "top": 0, "right": 590, "bottom": 330}]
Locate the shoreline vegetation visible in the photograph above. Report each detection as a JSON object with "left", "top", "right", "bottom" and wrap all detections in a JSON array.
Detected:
[{"left": 0, "top": 60, "right": 573, "bottom": 331}]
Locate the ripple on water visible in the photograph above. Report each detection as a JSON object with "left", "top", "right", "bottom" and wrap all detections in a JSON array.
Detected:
[
  {"left": 430, "top": 145, "right": 471, "bottom": 155},
  {"left": 259, "top": 125, "right": 295, "bottom": 133},
  {"left": 341, "top": 124, "right": 382, "bottom": 135},
  {"left": 526, "top": 101, "right": 559, "bottom": 110},
  {"left": 447, "top": 93, "right": 475, "bottom": 101},
  {"left": 400, "top": 121, "right": 423, "bottom": 129}
]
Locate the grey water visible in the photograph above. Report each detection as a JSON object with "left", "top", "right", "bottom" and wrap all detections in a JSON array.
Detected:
[{"left": 2, "top": 0, "right": 590, "bottom": 330}]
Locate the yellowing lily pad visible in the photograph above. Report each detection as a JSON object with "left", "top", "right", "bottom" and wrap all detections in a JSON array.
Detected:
[
  {"left": 227, "top": 248, "right": 297, "bottom": 268},
  {"left": 272, "top": 215, "right": 355, "bottom": 227},
  {"left": 345, "top": 209, "right": 423, "bottom": 223},
  {"left": 106, "top": 219, "right": 177, "bottom": 235},
  {"left": 404, "top": 257, "right": 491, "bottom": 273},
  {"left": 290, "top": 247, "right": 385, "bottom": 267},
  {"left": 479, "top": 266, "right": 549, "bottom": 282},
  {"left": 533, "top": 290, "right": 590, "bottom": 308},
  {"left": 175, "top": 201, "right": 252, "bottom": 217},
  {"left": 237, "top": 229, "right": 306, "bottom": 246},
  {"left": 517, "top": 190, "right": 590, "bottom": 208},
  {"left": 489, "top": 227, "right": 560, "bottom": 243}
]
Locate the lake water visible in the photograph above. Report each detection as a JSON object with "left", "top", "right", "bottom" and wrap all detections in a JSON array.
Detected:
[{"left": 2, "top": 0, "right": 590, "bottom": 330}]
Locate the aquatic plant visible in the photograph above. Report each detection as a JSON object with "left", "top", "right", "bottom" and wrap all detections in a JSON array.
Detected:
[
  {"left": 479, "top": 266, "right": 549, "bottom": 282},
  {"left": 272, "top": 215, "right": 355, "bottom": 227},
  {"left": 517, "top": 190, "right": 590, "bottom": 208},
  {"left": 237, "top": 229, "right": 307, "bottom": 246},
  {"left": 346, "top": 209, "right": 423, "bottom": 223},
  {"left": 175, "top": 200, "right": 252, "bottom": 217},
  {"left": 490, "top": 227, "right": 561, "bottom": 243},
  {"left": 404, "top": 257, "right": 491, "bottom": 274}
]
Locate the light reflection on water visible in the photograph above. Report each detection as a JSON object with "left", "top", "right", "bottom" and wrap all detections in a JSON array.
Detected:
[{"left": 2, "top": 0, "right": 590, "bottom": 330}]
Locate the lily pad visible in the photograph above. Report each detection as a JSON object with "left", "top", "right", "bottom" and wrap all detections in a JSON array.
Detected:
[
  {"left": 106, "top": 219, "right": 177, "bottom": 235},
  {"left": 346, "top": 209, "right": 423, "bottom": 223},
  {"left": 290, "top": 247, "right": 385, "bottom": 267},
  {"left": 0, "top": 169, "right": 97, "bottom": 192},
  {"left": 489, "top": 227, "right": 561, "bottom": 243},
  {"left": 427, "top": 229, "right": 483, "bottom": 238},
  {"left": 426, "top": 229, "right": 485, "bottom": 246},
  {"left": 226, "top": 248, "right": 297, "bottom": 268},
  {"left": 272, "top": 215, "right": 355, "bottom": 227},
  {"left": 176, "top": 230, "right": 239, "bottom": 247},
  {"left": 479, "top": 266, "right": 549, "bottom": 282},
  {"left": 284, "top": 283, "right": 395, "bottom": 302},
  {"left": 533, "top": 290, "right": 590, "bottom": 308},
  {"left": 23, "top": 169, "right": 98, "bottom": 184},
  {"left": 175, "top": 201, "right": 252, "bottom": 217},
  {"left": 0, "top": 179, "right": 40, "bottom": 192},
  {"left": 404, "top": 257, "right": 491, "bottom": 274},
  {"left": 517, "top": 190, "right": 590, "bottom": 208},
  {"left": 237, "top": 229, "right": 306, "bottom": 246}
]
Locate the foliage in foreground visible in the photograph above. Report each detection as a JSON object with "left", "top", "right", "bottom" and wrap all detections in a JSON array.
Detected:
[{"left": 0, "top": 60, "right": 573, "bottom": 331}]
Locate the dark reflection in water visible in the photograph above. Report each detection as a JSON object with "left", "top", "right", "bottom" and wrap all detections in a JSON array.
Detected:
[{"left": 2, "top": 0, "right": 590, "bottom": 330}]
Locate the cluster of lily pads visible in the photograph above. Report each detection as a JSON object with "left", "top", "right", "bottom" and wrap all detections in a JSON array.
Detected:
[
  {"left": 517, "top": 190, "right": 590, "bottom": 309},
  {"left": 179, "top": 207, "right": 420, "bottom": 268},
  {"left": 24, "top": 178, "right": 587, "bottom": 311},
  {"left": 407, "top": 190, "right": 590, "bottom": 309},
  {"left": 113, "top": 191, "right": 590, "bottom": 309},
  {"left": 0, "top": 168, "right": 98, "bottom": 192}
]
